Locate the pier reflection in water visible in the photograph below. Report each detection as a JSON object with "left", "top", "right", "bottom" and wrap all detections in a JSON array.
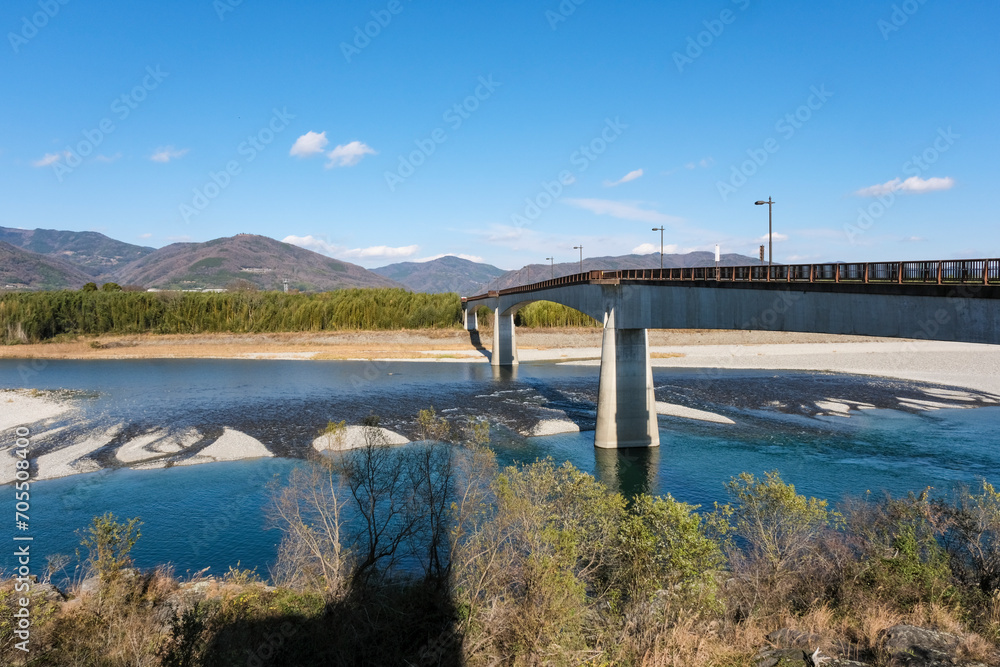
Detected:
[{"left": 594, "top": 446, "right": 660, "bottom": 498}]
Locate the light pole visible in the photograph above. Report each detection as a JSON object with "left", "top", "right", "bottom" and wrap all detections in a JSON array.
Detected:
[
  {"left": 754, "top": 198, "right": 774, "bottom": 271},
  {"left": 545, "top": 257, "right": 554, "bottom": 279},
  {"left": 651, "top": 226, "right": 665, "bottom": 270},
  {"left": 573, "top": 245, "right": 583, "bottom": 273}
]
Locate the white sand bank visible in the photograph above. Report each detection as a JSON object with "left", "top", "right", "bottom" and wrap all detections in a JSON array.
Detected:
[
  {"left": 33, "top": 424, "right": 123, "bottom": 481},
  {"left": 312, "top": 425, "right": 409, "bottom": 452},
  {"left": 645, "top": 341, "right": 1000, "bottom": 397},
  {"left": 116, "top": 428, "right": 202, "bottom": 464},
  {"left": 655, "top": 401, "right": 735, "bottom": 424},
  {"left": 525, "top": 419, "right": 581, "bottom": 437},
  {"left": 0, "top": 389, "right": 76, "bottom": 433},
  {"left": 177, "top": 428, "right": 272, "bottom": 465}
]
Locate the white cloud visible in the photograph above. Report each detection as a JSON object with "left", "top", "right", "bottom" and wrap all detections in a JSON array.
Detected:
[
  {"left": 756, "top": 233, "right": 789, "bottom": 243},
  {"left": 603, "top": 168, "right": 644, "bottom": 187},
  {"left": 342, "top": 245, "right": 419, "bottom": 259},
  {"left": 632, "top": 242, "right": 679, "bottom": 255},
  {"left": 416, "top": 253, "right": 485, "bottom": 263},
  {"left": 855, "top": 176, "right": 954, "bottom": 197},
  {"left": 94, "top": 153, "right": 122, "bottom": 163},
  {"left": 283, "top": 235, "right": 344, "bottom": 256},
  {"left": 33, "top": 152, "right": 67, "bottom": 167},
  {"left": 901, "top": 236, "right": 926, "bottom": 242},
  {"left": 564, "top": 198, "right": 681, "bottom": 224},
  {"left": 325, "top": 141, "right": 376, "bottom": 168},
  {"left": 283, "top": 235, "right": 418, "bottom": 261},
  {"left": 289, "top": 131, "right": 329, "bottom": 157},
  {"left": 150, "top": 146, "right": 189, "bottom": 163},
  {"left": 138, "top": 233, "right": 153, "bottom": 239}
]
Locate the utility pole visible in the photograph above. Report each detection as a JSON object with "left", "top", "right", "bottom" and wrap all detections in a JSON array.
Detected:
[
  {"left": 754, "top": 197, "right": 775, "bottom": 270},
  {"left": 573, "top": 245, "right": 583, "bottom": 273},
  {"left": 651, "top": 226, "right": 665, "bottom": 270},
  {"left": 545, "top": 257, "right": 554, "bottom": 279}
]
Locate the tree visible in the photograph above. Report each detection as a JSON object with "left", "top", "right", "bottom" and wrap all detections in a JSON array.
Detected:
[
  {"left": 100, "top": 282, "right": 123, "bottom": 292},
  {"left": 78, "top": 512, "right": 142, "bottom": 585},
  {"left": 81, "top": 282, "right": 98, "bottom": 292}
]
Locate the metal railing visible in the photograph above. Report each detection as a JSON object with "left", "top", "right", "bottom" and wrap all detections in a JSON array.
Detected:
[{"left": 463, "top": 258, "right": 1000, "bottom": 301}]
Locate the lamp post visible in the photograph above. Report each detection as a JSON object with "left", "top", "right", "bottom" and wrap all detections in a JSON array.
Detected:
[
  {"left": 573, "top": 245, "right": 583, "bottom": 273},
  {"left": 651, "top": 226, "right": 665, "bottom": 270},
  {"left": 545, "top": 257, "right": 554, "bottom": 279},
  {"left": 754, "top": 198, "right": 774, "bottom": 272}
]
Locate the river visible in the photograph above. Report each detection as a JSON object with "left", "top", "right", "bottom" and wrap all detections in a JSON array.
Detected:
[{"left": 2, "top": 358, "right": 998, "bottom": 580}]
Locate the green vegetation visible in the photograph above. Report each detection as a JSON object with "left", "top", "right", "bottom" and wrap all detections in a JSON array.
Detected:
[
  {"left": 0, "top": 289, "right": 464, "bottom": 343},
  {"left": 515, "top": 300, "right": 600, "bottom": 327},
  {"left": 3, "top": 427, "right": 999, "bottom": 666},
  {"left": 0, "top": 291, "right": 607, "bottom": 343}
]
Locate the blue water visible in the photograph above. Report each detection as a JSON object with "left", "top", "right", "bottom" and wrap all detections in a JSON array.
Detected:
[{"left": 1, "top": 359, "right": 998, "bottom": 581}]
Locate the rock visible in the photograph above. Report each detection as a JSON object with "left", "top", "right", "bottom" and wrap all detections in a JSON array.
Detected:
[
  {"left": 32, "top": 582, "right": 66, "bottom": 602},
  {"left": 768, "top": 628, "right": 823, "bottom": 650},
  {"left": 755, "top": 647, "right": 809, "bottom": 667},
  {"left": 78, "top": 575, "right": 99, "bottom": 596},
  {"left": 882, "top": 624, "right": 960, "bottom": 666}
]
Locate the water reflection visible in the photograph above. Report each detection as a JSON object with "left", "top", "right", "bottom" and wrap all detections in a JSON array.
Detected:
[
  {"left": 594, "top": 446, "right": 660, "bottom": 498},
  {"left": 491, "top": 365, "right": 519, "bottom": 382}
]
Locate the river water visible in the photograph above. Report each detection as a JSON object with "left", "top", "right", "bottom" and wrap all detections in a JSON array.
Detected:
[{"left": 2, "top": 359, "right": 999, "bottom": 580}]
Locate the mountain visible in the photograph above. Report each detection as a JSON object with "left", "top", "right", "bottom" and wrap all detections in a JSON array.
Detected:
[
  {"left": 0, "top": 226, "right": 154, "bottom": 277},
  {"left": 0, "top": 242, "right": 96, "bottom": 290},
  {"left": 372, "top": 255, "right": 506, "bottom": 294},
  {"left": 113, "top": 234, "right": 404, "bottom": 292},
  {"left": 485, "top": 251, "right": 762, "bottom": 293}
]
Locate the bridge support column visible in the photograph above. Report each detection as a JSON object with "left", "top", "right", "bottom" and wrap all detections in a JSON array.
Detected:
[
  {"left": 594, "top": 311, "right": 659, "bottom": 449},
  {"left": 463, "top": 307, "right": 478, "bottom": 331},
  {"left": 491, "top": 308, "right": 518, "bottom": 367}
]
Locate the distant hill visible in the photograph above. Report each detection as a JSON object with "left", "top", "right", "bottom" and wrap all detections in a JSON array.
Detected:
[
  {"left": 113, "top": 234, "right": 404, "bottom": 292},
  {"left": 373, "top": 255, "right": 505, "bottom": 294},
  {"left": 0, "top": 226, "right": 154, "bottom": 277},
  {"left": 0, "top": 242, "right": 96, "bottom": 290},
  {"left": 485, "top": 251, "right": 762, "bottom": 293}
]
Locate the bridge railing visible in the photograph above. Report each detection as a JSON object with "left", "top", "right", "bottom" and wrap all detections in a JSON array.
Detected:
[{"left": 461, "top": 258, "right": 1000, "bottom": 301}]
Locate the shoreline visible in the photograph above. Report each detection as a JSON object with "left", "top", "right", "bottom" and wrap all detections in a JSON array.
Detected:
[{"left": 3, "top": 329, "right": 999, "bottom": 396}]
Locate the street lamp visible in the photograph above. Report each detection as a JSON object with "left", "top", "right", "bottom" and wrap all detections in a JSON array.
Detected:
[
  {"left": 573, "top": 245, "right": 583, "bottom": 273},
  {"left": 651, "top": 226, "right": 665, "bottom": 270},
  {"left": 754, "top": 197, "right": 774, "bottom": 271},
  {"left": 545, "top": 257, "right": 554, "bottom": 279}
]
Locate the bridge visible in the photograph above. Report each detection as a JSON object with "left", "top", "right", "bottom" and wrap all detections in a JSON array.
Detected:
[{"left": 462, "top": 258, "right": 1000, "bottom": 449}]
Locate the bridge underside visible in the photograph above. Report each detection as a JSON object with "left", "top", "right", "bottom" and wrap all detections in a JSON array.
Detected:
[{"left": 464, "top": 280, "right": 999, "bottom": 449}]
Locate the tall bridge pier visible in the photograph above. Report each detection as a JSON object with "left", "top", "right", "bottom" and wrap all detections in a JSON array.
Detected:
[{"left": 594, "top": 310, "right": 659, "bottom": 448}]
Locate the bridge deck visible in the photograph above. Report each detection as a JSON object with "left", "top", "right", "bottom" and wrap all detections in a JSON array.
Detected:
[{"left": 464, "top": 258, "right": 1000, "bottom": 301}]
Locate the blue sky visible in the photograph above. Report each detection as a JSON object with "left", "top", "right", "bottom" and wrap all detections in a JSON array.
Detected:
[{"left": 2, "top": 0, "right": 998, "bottom": 270}]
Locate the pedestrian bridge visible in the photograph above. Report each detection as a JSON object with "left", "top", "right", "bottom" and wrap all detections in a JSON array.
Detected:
[{"left": 462, "top": 259, "right": 1000, "bottom": 449}]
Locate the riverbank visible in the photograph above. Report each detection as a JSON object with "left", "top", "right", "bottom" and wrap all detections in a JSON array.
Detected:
[{"left": 4, "top": 328, "right": 999, "bottom": 396}]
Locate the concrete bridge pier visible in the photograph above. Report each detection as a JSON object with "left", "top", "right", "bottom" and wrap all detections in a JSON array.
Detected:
[
  {"left": 491, "top": 308, "right": 518, "bottom": 367},
  {"left": 594, "top": 310, "right": 659, "bottom": 449},
  {"left": 463, "top": 306, "right": 478, "bottom": 331}
]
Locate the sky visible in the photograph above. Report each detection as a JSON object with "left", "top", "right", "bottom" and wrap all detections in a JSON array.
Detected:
[{"left": 2, "top": 0, "right": 998, "bottom": 270}]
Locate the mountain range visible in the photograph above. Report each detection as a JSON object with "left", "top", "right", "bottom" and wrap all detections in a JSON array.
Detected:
[{"left": 0, "top": 225, "right": 761, "bottom": 294}]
